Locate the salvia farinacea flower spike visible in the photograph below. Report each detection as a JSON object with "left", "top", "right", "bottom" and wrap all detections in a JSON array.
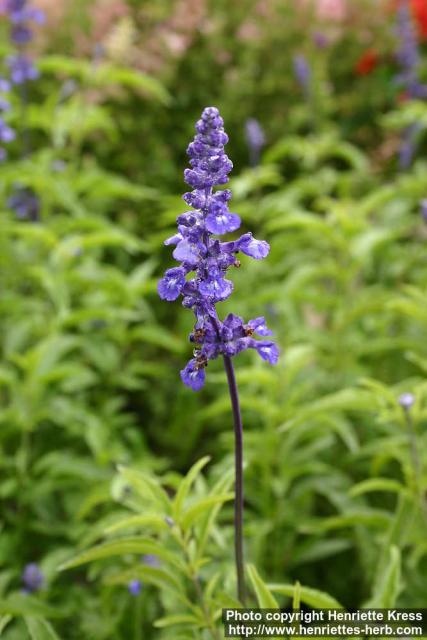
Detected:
[
  {"left": 158, "top": 106, "right": 279, "bottom": 392},
  {"left": 0, "top": 78, "right": 15, "bottom": 160},
  {"left": 158, "top": 106, "right": 278, "bottom": 604},
  {"left": 1, "top": 0, "right": 45, "bottom": 85},
  {"left": 395, "top": 0, "right": 427, "bottom": 100}
]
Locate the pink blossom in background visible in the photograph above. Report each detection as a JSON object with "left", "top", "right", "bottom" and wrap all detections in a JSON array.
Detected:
[
  {"left": 237, "top": 20, "right": 261, "bottom": 42},
  {"left": 313, "top": 0, "right": 348, "bottom": 21},
  {"left": 318, "top": 0, "right": 347, "bottom": 21}
]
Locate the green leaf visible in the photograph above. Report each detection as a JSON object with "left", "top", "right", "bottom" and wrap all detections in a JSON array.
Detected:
[
  {"left": 104, "top": 514, "right": 170, "bottom": 535},
  {"left": 154, "top": 614, "right": 203, "bottom": 629},
  {"left": 268, "top": 584, "right": 343, "bottom": 609},
  {"left": 94, "top": 64, "right": 171, "bottom": 104},
  {"left": 117, "top": 467, "right": 170, "bottom": 512},
  {"left": 39, "top": 56, "right": 170, "bottom": 104},
  {"left": 302, "top": 510, "right": 391, "bottom": 533},
  {"left": 214, "top": 591, "right": 243, "bottom": 609},
  {"left": 367, "top": 546, "right": 401, "bottom": 607},
  {"left": 0, "top": 595, "right": 61, "bottom": 619},
  {"left": 197, "top": 469, "right": 234, "bottom": 556},
  {"left": 247, "top": 565, "right": 279, "bottom": 608},
  {"left": 59, "top": 538, "right": 181, "bottom": 572},
  {"left": 106, "top": 566, "right": 196, "bottom": 612},
  {"left": 173, "top": 457, "right": 211, "bottom": 519},
  {"left": 181, "top": 494, "right": 234, "bottom": 531},
  {"left": 291, "top": 539, "right": 351, "bottom": 566},
  {"left": 0, "top": 615, "right": 12, "bottom": 635},
  {"left": 24, "top": 617, "right": 61, "bottom": 640},
  {"left": 105, "top": 566, "right": 182, "bottom": 595},
  {"left": 350, "top": 479, "right": 404, "bottom": 497},
  {"left": 134, "top": 326, "right": 184, "bottom": 354}
]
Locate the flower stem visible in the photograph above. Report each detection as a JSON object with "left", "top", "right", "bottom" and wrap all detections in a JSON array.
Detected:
[
  {"left": 223, "top": 354, "right": 246, "bottom": 605},
  {"left": 133, "top": 593, "right": 143, "bottom": 640},
  {"left": 403, "top": 407, "right": 427, "bottom": 526}
]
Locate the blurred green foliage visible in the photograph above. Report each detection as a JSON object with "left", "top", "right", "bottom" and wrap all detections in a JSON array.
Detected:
[{"left": 1, "top": 0, "right": 427, "bottom": 637}]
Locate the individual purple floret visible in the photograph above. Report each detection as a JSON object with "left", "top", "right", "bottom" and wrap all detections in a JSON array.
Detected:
[
  {"left": 245, "top": 118, "right": 265, "bottom": 167},
  {"left": 21, "top": 563, "right": 44, "bottom": 593},
  {"left": 158, "top": 107, "right": 278, "bottom": 391},
  {"left": 399, "top": 392, "right": 415, "bottom": 410},
  {"left": 395, "top": 2, "right": 427, "bottom": 100},
  {"left": 128, "top": 579, "right": 142, "bottom": 596}
]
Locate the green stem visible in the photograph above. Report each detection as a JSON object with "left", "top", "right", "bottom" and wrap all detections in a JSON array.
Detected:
[
  {"left": 133, "top": 594, "right": 143, "bottom": 640},
  {"left": 193, "top": 575, "right": 220, "bottom": 640},
  {"left": 403, "top": 407, "right": 427, "bottom": 526},
  {"left": 177, "top": 526, "right": 220, "bottom": 640}
]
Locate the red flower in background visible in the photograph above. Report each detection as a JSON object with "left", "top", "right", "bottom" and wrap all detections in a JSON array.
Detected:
[
  {"left": 411, "top": 0, "right": 427, "bottom": 37},
  {"left": 355, "top": 48, "right": 379, "bottom": 75}
]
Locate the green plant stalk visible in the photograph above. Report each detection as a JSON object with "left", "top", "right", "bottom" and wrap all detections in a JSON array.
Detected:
[
  {"left": 223, "top": 355, "right": 247, "bottom": 605},
  {"left": 403, "top": 407, "right": 427, "bottom": 526},
  {"left": 193, "top": 574, "right": 220, "bottom": 640},
  {"left": 177, "top": 526, "right": 220, "bottom": 639},
  {"left": 133, "top": 593, "right": 143, "bottom": 640}
]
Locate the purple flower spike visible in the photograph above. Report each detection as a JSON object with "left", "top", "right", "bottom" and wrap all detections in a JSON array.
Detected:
[
  {"left": 4, "top": 0, "right": 45, "bottom": 46},
  {"left": 11, "top": 24, "right": 32, "bottom": 44},
  {"left": 293, "top": 54, "right": 311, "bottom": 95},
  {"left": 395, "top": 3, "right": 427, "bottom": 100},
  {"left": 6, "top": 0, "right": 27, "bottom": 11},
  {"left": 0, "top": 0, "right": 45, "bottom": 163},
  {"left": 7, "top": 54, "right": 39, "bottom": 84},
  {"left": 245, "top": 118, "right": 265, "bottom": 166},
  {"left": 245, "top": 118, "right": 265, "bottom": 151},
  {"left": 0, "top": 80, "right": 14, "bottom": 160},
  {"left": 158, "top": 107, "right": 279, "bottom": 391}
]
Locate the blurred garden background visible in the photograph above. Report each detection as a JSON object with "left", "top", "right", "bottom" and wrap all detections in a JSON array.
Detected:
[{"left": 1, "top": 0, "right": 427, "bottom": 637}]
